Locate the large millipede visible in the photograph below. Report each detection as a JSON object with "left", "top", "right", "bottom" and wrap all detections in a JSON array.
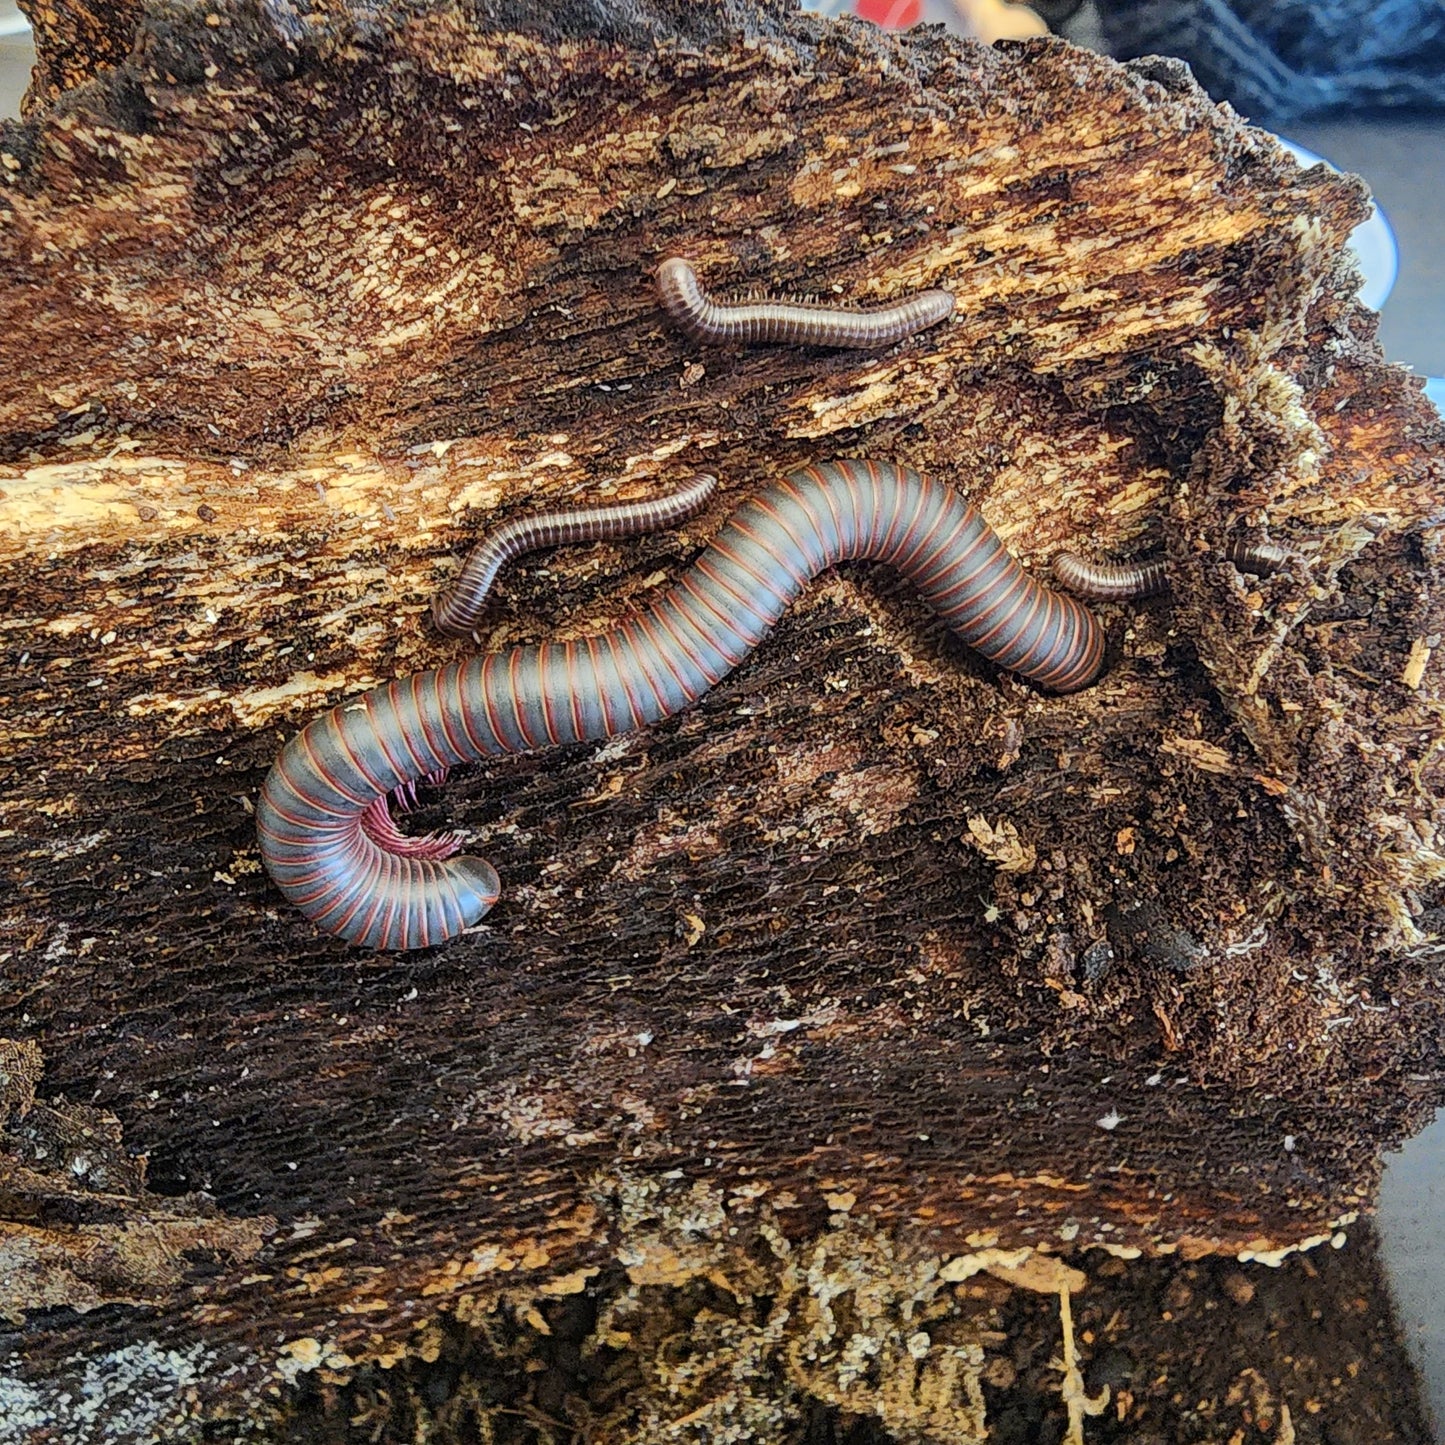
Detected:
[
  {"left": 258, "top": 460, "right": 1106, "bottom": 951},
  {"left": 1051, "top": 540, "right": 1292, "bottom": 600},
  {"left": 655, "top": 256, "right": 956, "bottom": 349}
]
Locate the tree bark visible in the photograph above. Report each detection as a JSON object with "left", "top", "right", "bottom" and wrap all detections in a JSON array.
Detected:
[
  {"left": 1, "top": 1, "right": 1443, "bottom": 1439},
  {"left": 13, "top": 0, "right": 145, "bottom": 116}
]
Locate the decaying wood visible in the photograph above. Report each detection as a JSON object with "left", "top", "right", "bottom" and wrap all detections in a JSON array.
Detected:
[
  {"left": 2, "top": 0, "right": 1443, "bottom": 1438},
  {"left": 12, "top": 0, "right": 143, "bottom": 116}
]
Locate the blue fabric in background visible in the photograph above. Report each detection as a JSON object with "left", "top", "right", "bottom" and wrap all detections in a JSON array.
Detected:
[
  {"left": 1093, "top": 0, "right": 1445, "bottom": 124},
  {"left": 1426, "top": 377, "right": 1445, "bottom": 416}
]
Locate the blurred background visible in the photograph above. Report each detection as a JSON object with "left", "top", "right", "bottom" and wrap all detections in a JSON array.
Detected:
[
  {"left": 0, "top": 2, "right": 26, "bottom": 112},
  {"left": 2, "top": 0, "right": 1442, "bottom": 1432}
]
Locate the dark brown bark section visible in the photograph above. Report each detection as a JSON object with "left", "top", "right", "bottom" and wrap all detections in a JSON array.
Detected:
[
  {"left": 15, "top": 0, "right": 143, "bottom": 115},
  {"left": 1, "top": 1, "right": 1443, "bottom": 1438}
]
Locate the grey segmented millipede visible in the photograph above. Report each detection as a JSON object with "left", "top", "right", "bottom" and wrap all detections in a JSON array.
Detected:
[
  {"left": 656, "top": 256, "right": 956, "bottom": 349},
  {"left": 432, "top": 473, "right": 719, "bottom": 636},
  {"left": 258, "top": 460, "right": 1105, "bottom": 951},
  {"left": 1051, "top": 540, "right": 1292, "bottom": 601}
]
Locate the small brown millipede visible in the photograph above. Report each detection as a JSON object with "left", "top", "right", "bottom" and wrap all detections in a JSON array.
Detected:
[
  {"left": 1051, "top": 540, "right": 1292, "bottom": 601},
  {"left": 432, "top": 473, "right": 719, "bottom": 637},
  {"left": 656, "top": 256, "right": 956, "bottom": 349}
]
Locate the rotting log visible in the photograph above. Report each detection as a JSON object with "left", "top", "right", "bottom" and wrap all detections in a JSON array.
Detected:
[{"left": 1, "top": 1, "right": 1444, "bottom": 1439}]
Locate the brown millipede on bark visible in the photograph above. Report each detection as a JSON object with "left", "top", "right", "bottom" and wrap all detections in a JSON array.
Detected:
[
  {"left": 655, "top": 256, "right": 956, "bottom": 349},
  {"left": 432, "top": 472, "right": 719, "bottom": 637},
  {"left": 1051, "top": 540, "right": 1292, "bottom": 601}
]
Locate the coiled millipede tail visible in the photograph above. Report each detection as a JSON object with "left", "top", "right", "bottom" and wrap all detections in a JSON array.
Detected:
[{"left": 257, "top": 460, "right": 1107, "bottom": 950}]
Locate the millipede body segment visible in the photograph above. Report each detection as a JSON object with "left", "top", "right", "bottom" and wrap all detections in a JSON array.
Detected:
[
  {"left": 432, "top": 473, "right": 719, "bottom": 637},
  {"left": 258, "top": 460, "right": 1105, "bottom": 951},
  {"left": 1050, "top": 552, "right": 1170, "bottom": 602},
  {"left": 656, "top": 256, "right": 956, "bottom": 349}
]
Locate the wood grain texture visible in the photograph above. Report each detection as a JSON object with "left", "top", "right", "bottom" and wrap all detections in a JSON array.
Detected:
[{"left": 1, "top": 2, "right": 1444, "bottom": 1439}]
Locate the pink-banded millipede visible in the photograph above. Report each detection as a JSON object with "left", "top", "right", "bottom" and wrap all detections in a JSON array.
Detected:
[
  {"left": 257, "top": 460, "right": 1106, "bottom": 951},
  {"left": 1051, "top": 540, "right": 1291, "bottom": 601},
  {"left": 656, "top": 256, "right": 956, "bottom": 349},
  {"left": 432, "top": 473, "right": 719, "bottom": 637}
]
